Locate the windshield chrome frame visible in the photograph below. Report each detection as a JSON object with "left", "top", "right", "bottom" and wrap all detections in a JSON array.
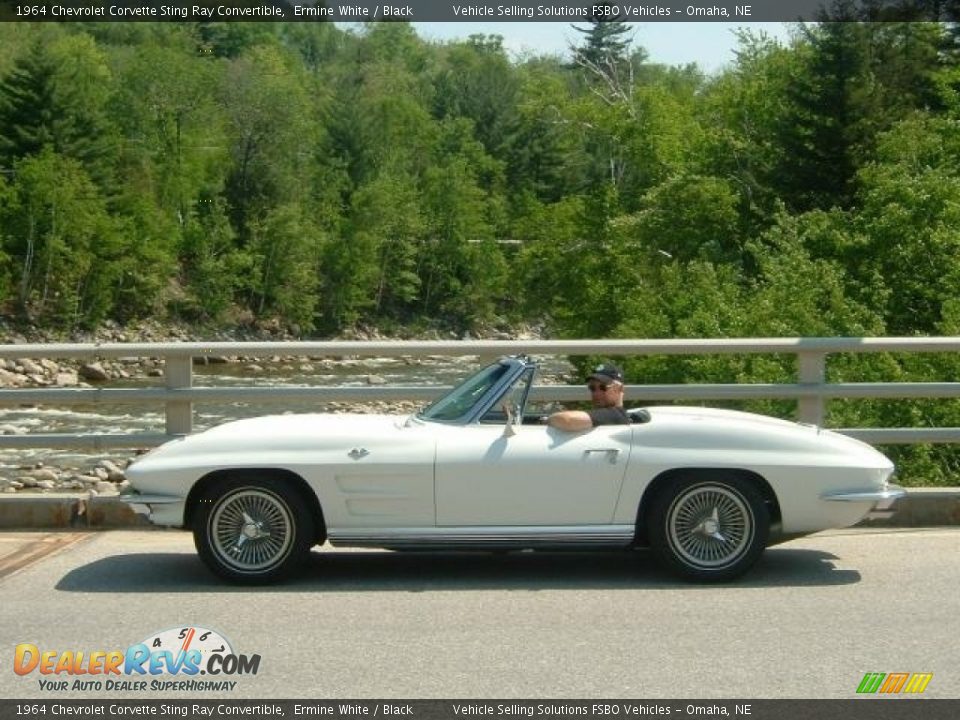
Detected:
[{"left": 416, "top": 356, "right": 535, "bottom": 426}]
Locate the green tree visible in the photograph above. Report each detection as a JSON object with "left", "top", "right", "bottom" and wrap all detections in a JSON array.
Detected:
[
  {"left": 540, "top": 183, "right": 637, "bottom": 339},
  {"left": 320, "top": 234, "right": 378, "bottom": 330},
  {"left": 561, "top": 39, "right": 698, "bottom": 198},
  {"left": 505, "top": 58, "right": 585, "bottom": 201},
  {"left": 112, "top": 43, "right": 227, "bottom": 227},
  {"left": 513, "top": 193, "right": 585, "bottom": 322},
  {"left": 330, "top": 59, "right": 435, "bottom": 187},
  {"left": 281, "top": 22, "right": 345, "bottom": 73},
  {"left": 433, "top": 35, "right": 519, "bottom": 159},
  {"left": 220, "top": 45, "right": 317, "bottom": 240},
  {"left": 854, "top": 115, "right": 960, "bottom": 334},
  {"left": 177, "top": 196, "right": 248, "bottom": 322},
  {"left": 774, "top": 19, "right": 946, "bottom": 212},
  {"left": 624, "top": 174, "right": 742, "bottom": 265},
  {"left": 248, "top": 204, "right": 324, "bottom": 332},
  {"left": 346, "top": 167, "right": 425, "bottom": 320},
  {"left": 106, "top": 193, "right": 179, "bottom": 322},
  {"left": 0, "top": 149, "right": 118, "bottom": 327},
  {"left": 775, "top": 21, "right": 873, "bottom": 211},
  {"left": 0, "top": 32, "right": 117, "bottom": 189},
  {"left": 355, "top": 21, "right": 431, "bottom": 74},
  {"left": 420, "top": 156, "right": 505, "bottom": 328},
  {"left": 571, "top": 6, "right": 633, "bottom": 71},
  {"left": 198, "top": 22, "right": 280, "bottom": 59},
  {"left": 698, "top": 29, "right": 796, "bottom": 225}
]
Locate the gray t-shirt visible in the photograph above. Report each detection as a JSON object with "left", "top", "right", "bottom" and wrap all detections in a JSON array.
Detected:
[{"left": 588, "top": 407, "right": 630, "bottom": 426}]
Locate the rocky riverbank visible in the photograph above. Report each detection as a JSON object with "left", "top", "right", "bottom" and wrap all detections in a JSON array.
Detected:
[
  {"left": 0, "top": 317, "right": 541, "bottom": 389},
  {"left": 0, "top": 459, "right": 130, "bottom": 496},
  {"left": 1, "top": 317, "right": 318, "bottom": 389}
]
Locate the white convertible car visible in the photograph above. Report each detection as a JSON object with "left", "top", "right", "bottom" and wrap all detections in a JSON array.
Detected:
[{"left": 124, "top": 356, "right": 903, "bottom": 583}]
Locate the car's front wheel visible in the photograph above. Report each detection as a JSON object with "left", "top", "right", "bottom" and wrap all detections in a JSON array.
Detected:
[
  {"left": 193, "top": 476, "right": 314, "bottom": 583},
  {"left": 647, "top": 474, "right": 769, "bottom": 582}
]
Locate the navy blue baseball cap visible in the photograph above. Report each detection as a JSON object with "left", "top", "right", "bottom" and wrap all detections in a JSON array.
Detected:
[{"left": 586, "top": 363, "right": 624, "bottom": 384}]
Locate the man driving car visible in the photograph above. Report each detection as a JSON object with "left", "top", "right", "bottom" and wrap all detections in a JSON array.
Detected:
[{"left": 547, "top": 362, "right": 630, "bottom": 431}]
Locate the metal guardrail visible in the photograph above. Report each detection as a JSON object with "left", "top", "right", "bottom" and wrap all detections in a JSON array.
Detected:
[{"left": 2, "top": 338, "right": 960, "bottom": 449}]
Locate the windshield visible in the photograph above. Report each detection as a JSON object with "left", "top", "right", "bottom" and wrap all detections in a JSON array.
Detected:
[{"left": 418, "top": 362, "right": 512, "bottom": 422}]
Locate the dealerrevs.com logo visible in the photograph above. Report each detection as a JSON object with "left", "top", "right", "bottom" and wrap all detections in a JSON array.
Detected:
[{"left": 13, "top": 626, "right": 260, "bottom": 693}]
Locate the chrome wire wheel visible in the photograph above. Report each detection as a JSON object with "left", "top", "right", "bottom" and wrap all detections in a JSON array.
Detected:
[
  {"left": 666, "top": 483, "right": 755, "bottom": 570},
  {"left": 208, "top": 488, "right": 295, "bottom": 573}
]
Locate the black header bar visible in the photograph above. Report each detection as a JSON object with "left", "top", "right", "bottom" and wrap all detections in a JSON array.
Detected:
[{"left": 0, "top": 0, "right": 957, "bottom": 23}]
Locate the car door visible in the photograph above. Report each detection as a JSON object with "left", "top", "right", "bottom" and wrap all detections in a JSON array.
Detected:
[{"left": 434, "top": 422, "right": 632, "bottom": 526}]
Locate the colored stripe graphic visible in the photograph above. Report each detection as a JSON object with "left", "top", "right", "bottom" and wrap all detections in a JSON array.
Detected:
[
  {"left": 857, "top": 673, "right": 885, "bottom": 694},
  {"left": 903, "top": 673, "right": 934, "bottom": 694},
  {"left": 858, "top": 672, "right": 933, "bottom": 694},
  {"left": 880, "top": 672, "right": 910, "bottom": 693}
]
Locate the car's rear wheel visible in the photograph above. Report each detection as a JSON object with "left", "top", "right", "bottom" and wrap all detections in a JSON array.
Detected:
[
  {"left": 647, "top": 474, "right": 769, "bottom": 582},
  {"left": 193, "top": 476, "right": 314, "bottom": 583}
]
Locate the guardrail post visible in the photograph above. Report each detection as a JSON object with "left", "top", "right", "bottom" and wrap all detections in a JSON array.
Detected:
[
  {"left": 165, "top": 355, "right": 193, "bottom": 436},
  {"left": 797, "top": 351, "right": 826, "bottom": 425}
]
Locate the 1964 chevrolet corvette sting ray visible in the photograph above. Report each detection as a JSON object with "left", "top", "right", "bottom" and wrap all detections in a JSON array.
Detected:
[{"left": 123, "top": 356, "right": 903, "bottom": 583}]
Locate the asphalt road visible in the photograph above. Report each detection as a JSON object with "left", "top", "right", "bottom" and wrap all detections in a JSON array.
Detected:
[{"left": 0, "top": 528, "right": 956, "bottom": 700}]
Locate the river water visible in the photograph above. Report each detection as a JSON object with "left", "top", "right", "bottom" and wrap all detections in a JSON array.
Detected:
[{"left": 0, "top": 355, "right": 575, "bottom": 475}]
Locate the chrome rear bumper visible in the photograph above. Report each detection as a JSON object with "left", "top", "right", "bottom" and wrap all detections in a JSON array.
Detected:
[{"left": 822, "top": 485, "right": 906, "bottom": 520}]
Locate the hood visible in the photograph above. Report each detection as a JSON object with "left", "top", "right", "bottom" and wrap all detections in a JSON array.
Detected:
[
  {"left": 132, "top": 413, "right": 412, "bottom": 468},
  {"left": 199, "top": 412, "right": 407, "bottom": 441}
]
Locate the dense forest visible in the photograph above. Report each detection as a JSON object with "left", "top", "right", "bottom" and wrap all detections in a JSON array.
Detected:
[{"left": 2, "top": 14, "right": 960, "bottom": 482}]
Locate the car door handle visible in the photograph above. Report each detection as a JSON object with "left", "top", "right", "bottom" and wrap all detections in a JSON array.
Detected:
[
  {"left": 348, "top": 447, "right": 370, "bottom": 460},
  {"left": 584, "top": 448, "right": 620, "bottom": 463}
]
